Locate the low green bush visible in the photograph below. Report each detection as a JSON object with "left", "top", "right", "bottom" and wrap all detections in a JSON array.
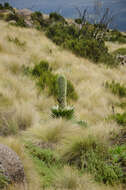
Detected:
[
  {"left": 75, "top": 18, "right": 83, "bottom": 24},
  {"left": 105, "top": 80, "right": 126, "bottom": 98},
  {"left": 26, "top": 143, "right": 59, "bottom": 166},
  {"left": 113, "top": 112, "right": 126, "bottom": 126},
  {"left": 100, "top": 53, "right": 118, "bottom": 66},
  {"left": 31, "top": 61, "right": 52, "bottom": 76},
  {"left": 65, "top": 38, "right": 109, "bottom": 63},
  {"left": 110, "top": 145, "right": 126, "bottom": 183},
  {"left": 62, "top": 136, "right": 123, "bottom": 185},
  {"left": 31, "top": 11, "right": 43, "bottom": 21},
  {"left": 23, "top": 61, "right": 78, "bottom": 101},
  {"left": 110, "top": 145, "right": 126, "bottom": 163}
]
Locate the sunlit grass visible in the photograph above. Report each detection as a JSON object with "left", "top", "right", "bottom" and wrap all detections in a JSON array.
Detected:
[{"left": 0, "top": 20, "right": 125, "bottom": 189}]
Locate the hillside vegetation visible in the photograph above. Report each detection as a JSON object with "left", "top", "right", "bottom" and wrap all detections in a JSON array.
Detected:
[{"left": 0, "top": 3, "right": 126, "bottom": 190}]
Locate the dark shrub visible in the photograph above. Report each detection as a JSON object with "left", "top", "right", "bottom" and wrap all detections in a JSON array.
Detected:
[
  {"left": 75, "top": 18, "right": 82, "bottom": 24},
  {"left": 46, "top": 23, "right": 66, "bottom": 45},
  {"left": 100, "top": 53, "right": 117, "bottom": 67},
  {"left": 49, "top": 12, "right": 66, "bottom": 23},
  {"left": 64, "top": 38, "right": 108, "bottom": 63},
  {"left": 32, "top": 11, "right": 43, "bottom": 20},
  {"left": 31, "top": 11, "right": 45, "bottom": 28},
  {"left": 31, "top": 61, "right": 51, "bottom": 77},
  {"left": 16, "top": 17, "right": 26, "bottom": 27},
  {"left": 4, "top": 2, "right": 12, "bottom": 10},
  {"left": 5, "top": 13, "right": 17, "bottom": 22},
  {"left": 46, "top": 22, "right": 117, "bottom": 65},
  {"left": 0, "top": 4, "right": 3, "bottom": 10},
  {"left": 5, "top": 12, "right": 26, "bottom": 27}
]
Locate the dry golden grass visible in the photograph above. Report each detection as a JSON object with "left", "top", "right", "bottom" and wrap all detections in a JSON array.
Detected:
[
  {"left": 1, "top": 20, "right": 126, "bottom": 124},
  {"left": 47, "top": 166, "right": 123, "bottom": 190},
  {"left": 0, "top": 20, "right": 126, "bottom": 189},
  {"left": 26, "top": 119, "right": 82, "bottom": 145}
]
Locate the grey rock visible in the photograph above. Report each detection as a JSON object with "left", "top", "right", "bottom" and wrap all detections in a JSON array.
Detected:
[{"left": 0, "top": 144, "right": 25, "bottom": 184}]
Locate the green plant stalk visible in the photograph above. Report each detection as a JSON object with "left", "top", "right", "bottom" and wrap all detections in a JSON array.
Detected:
[{"left": 57, "top": 75, "right": 67, "bottom": 109}]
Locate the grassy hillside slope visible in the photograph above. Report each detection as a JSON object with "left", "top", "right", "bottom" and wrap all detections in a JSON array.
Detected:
[{"left": 0, "top": 20, "right": 126, "bottom": 190}]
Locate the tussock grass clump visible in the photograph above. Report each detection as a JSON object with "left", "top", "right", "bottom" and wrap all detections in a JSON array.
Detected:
[
  {"left": 51, "top": 166, "right": 121, "bottom": 190},
  {"left": 26, "top": 119, "right": 80, "bottom": 146},
  {"left": 52, "top": 166, "right": 89, "bottom": 190},
  {"left": 0, "top": 103, "right": 35, "bottom": 136},
  {"left": 0, "top": 109, "right": 18, "bottom": 136}
]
